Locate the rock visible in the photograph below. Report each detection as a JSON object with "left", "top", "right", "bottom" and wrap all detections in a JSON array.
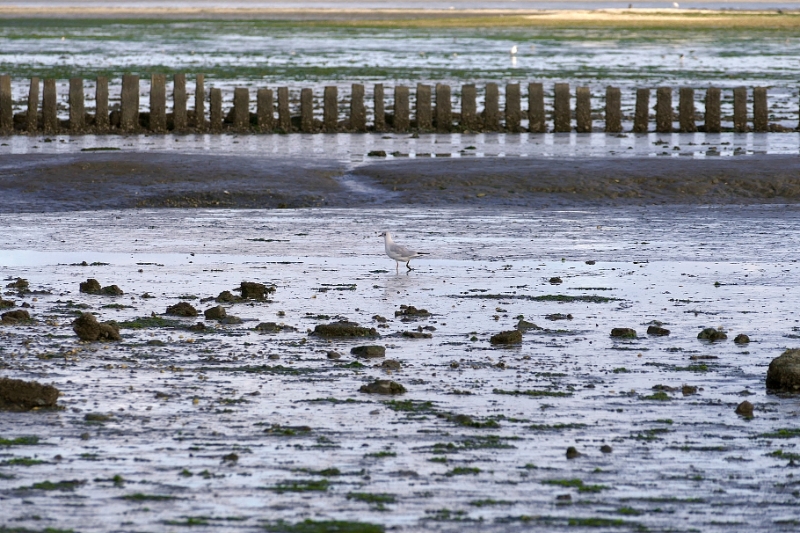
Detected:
[
  {"left": 600, "top": 444, "right": 613, "bottom": 453},
  {"left": 681, "top": 385, "right": 698, "bottom": 396},
  {"left": 72, "top": 312, "right": 121, "bottom": 342},
  {"left": 240, "top": 281, "right": 275, "bottom": 300},
  {"left": 216, "top": 290, "right": 237, "bottom": 303},
  {"left": 545, "top": 313, "right": 572, "bottom": 321},
  {"left": 549, "top": 277, "right": 562, "bottom": 284},
  {"left": 0, "top": 377, "right": 59, "bottom": 410},
  {"left": 204, "top": 305, "right": 227, "bottom": 320},
  {"left": 101, "top": 285, "right": 124, "bottom": 296},
  {"left": 0, "top": 299, "right": 15, "bottom": 309},
  {"left": 367, "top": 150, "right": 387, "bottom": 157},
  {"left": 351, "top": 345, "right": 386, "bottom": 358},
  {"left": 395, "top": 305, "right": 430, "bottom": 318},
  {"left": 566, "top": 446, "right": 581, "bottom": 459},
  {"left": 326, "top": 351, "right": 342, "bottom": 360},
  {"left": 6, "top": 278, "right": 29, "bottom": 291},
  {"left": 402, "top": 331, "right": 432, "bottom": 339},
  {"left": 268, "top": 354, "right": 280, "bottom": 360},
  {"left": 610, "top": 328, "right": 637, "bottom": 338},
  {"left": 313, "top": 321, "right": 379, "bottom": 338},
  {"left": 766, "top": 349, "right": 800, "bottom": 392},
  {"left": 359, "top": 380, "right": 406, "bottom": 395},
  {"left": 450, "top": 361, "right": 459, "bottom": 369},
  {"left": 381, "top": 359, "right": 402, "bottom": 370},
  {"left": 735, "top": 400, "right": 754, "bottom": 417},
  {"left": 516, "top": 320, "right": 542, "bottom": 331},
  {"left": 166, "top": 302, "right": 198, "bottom": 317},
  {"left": 1, "top": 309, "right": 31, "bottom": 324},
  {"left": 255, "top": 322, "right": 280, "bottom": 333},
  {"left": 585, "top": 260, "right": 596, "bottom": 265},
  {"left": 734, "top": 334, "right": 750, "bottom": 344},
  {"left": 697, "top": 328, "right": 727, "bottom": 342},
  {"left": 647, "top": 325, "right": 670, "bottom": 336},
  {"left": 219, "top": 316, "right": 242, "bottom": 325},
  {"left": 490, "top": 330, "right": 522, "bottom": 345},
  {"left": 80, "top": 278, "right": 102, "bottom": 294},
  {"left": 372, "top": 315, "right": 387, "bottom": 323},
  {"left": 188, "top": 323, "right": 206, "bottom": 332}
]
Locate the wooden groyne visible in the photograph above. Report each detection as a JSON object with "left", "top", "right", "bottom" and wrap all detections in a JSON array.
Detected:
[{"left": 0, "top": 74, "right": 794, "bottom": 135}]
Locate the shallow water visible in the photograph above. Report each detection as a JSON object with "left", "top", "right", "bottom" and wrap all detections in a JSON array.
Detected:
[{"left": 1, "top": 205, "right": 800, "bottom": 532}]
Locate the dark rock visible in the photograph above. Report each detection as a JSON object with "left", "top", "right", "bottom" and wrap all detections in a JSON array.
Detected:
[
  {"left": 450, "top": 361, "right": 459, "bottom": 368},
  {"left": 698, "top": 328, "right": 727, "bottom": 342},
  {"left": 566, "top": 446, "right": 581, "bottom": 459},
  {"left": 402, "top": 331, "right": 432, "bottom": 339},
  {"left": 219, "top": 316, "right": 242, "bottom": 325},
  {"left": 313, "top": 321, "right": 379, "bottom": 338},
  {"left": 600, "top": 444, "right": 613, "bottom": 453},
  {"left": 146, "top": 339, "right": 165, "bottom": 346},
  {"left": 1, "top": 309, "right": 31, "bottom": 324},
  {"left": 0, "top": 377, "right": 59, "bottom": 410},
  {"left": 0, "top": 299, "right": 15, "bottom": 309},
  {"left": 766, "top": 349, "right": 800, "bottom": 392},
  {"left": 204, "top": 305, "right": 227, "bottom": 320},
  {"left": 188, "top": 322, "right": 206, "bottom": 332},
  {"left": 255, "top": 322, "right": 280, "bottom": 333},
  {"left": 367, "top": 150, "right": 387, "bottom": 157},
  {"left": 359, "top": 380, "right": 406, "bottom": 395},
  {"left": 268, "top": 354, "right": 280, "bottom": 360},
  {"left": 490, "top": 330, "right": 522, "bottom": 345},
  {"left": 351, "top": 345, "right": 386, "bottom": 358},
  {"left": 101, "top": 285, "right": 124, "bottom": 296},
  {"left": 166, "top": 302, "right": 198, "bottom": 317},
  {"left": 216, "top": 290, "right": 237, "bottom": 303},
  {"left": 72, "top": 312, "right": 121, "bottom": 342},
  {"left": 326, "top": 351, "right": 341, "bottom": 360},
  {"left": 381, "top": 359, "right": 402, "bottom": 370},
  {"left": 516, "top": 320, "right": 542, "bottom": 331},
  {"left": 79, "top": 278, "right": 102, "bottom": 294},
  {"left": 372, "top": 315, "right": 388, "bottom": 323},
  {"left": 240, "top": 281, "right": 275, "bottom": 300},
  {"left": 6, "top": 278, "right": 29, "bottom": 291},
  {"left": 610, "top": 328, "right": 637, "bottom": 338},
  {"left": 549, "top": 277, "right": 562, "bottom": 284},
  {"left": 585, "top": 260, "right": 596, "bottom": 265},
  {"left": 734, "top": 334, "right": 750, "bottom": 344},
  {"left": 681, "top": 385, "right": 698, "bottom": 396},
  {"left": 647, "top": 325, "right": 671, "bottom": 336},
  {"left": 735, "top": 400, "right": 754, "bottom": 417},
  {"left": 395, "top": 305, "right": 430, "bottom": 318},
  {"left": 545, "top": 313, "right": 572, "bottom": 321},
  {"left": 222, "top": 452, "right": 239, "bottom": 463}
]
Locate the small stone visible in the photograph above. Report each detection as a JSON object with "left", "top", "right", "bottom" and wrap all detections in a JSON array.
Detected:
[
  {"left": 166, "top": 302, "right": 198, "bottom": 317},
  {"left": 255, "top": 322, "right": 280, "bottom": 333},
  {"left": 268, "top": 354, "right": 280, "bottom": 360},
  {"left": 219, "top": 316, "right": 242, "bottom": 325},
  {"left": 367, "top": 150, "right": 387, "bottom": 157},
  {"left": 490, "top": 330, "right": 522, "bottom": 345},
  {"left": 326, "top": 351, "right": 341, "bottom": 360},
  {"left": 222, "top": 452, "right": 239, "bottom": 463},
  {"left": 351, "top": 345, "right": 386, "bottom": 358},
  {"left": 610, "top": 328, "right": 637, "bottom": 338},
  {"left": 734, "top": 334, "right": 750, "bottom": 344},
  {"left": 359, "top": 380, "right": 406, "bottom": 395},
  {"left": 381, "top": 360, "right": 402, "bottom": 370},
  {"left": 1, "top": 309, "right": 31, "bottom": 324},
  {"left": 681, "top": 385, "right": 698, "bottom": 396},
  {"left": 556, "top": 494, "right": 572, "bottom": 502},
  {"left": 372, "top": 315, "right": 387, "bottom": 323},
  {"left": 0, "top": 299, "right": 16, "bottom": 309},
  {"left": 101, "top": 285, "right": 124, "bottom": 296},
  {"left": 72, "top": 312, "right": 121, "bottom": 342},
  {"left": 566, "top": 446, "right": 581, "bottom": 459},
  {"left": 204, "top": 305, "right": 227, "bottom": 320},
  {"left": 215, "top": 290, "right": 237, "bottom": 302},
  {"left": 545, "top": 313, "right": 572, "bottom": 321},
  {"left": 6, "top": 278, "right": 29, "bottom": 291},
  {"left": 240, "top": 281, "right": 274, "bottom": 300},
  {"left": 79, "top": 278, "right": 102, "bottom": 294},
  {"left": 314, "top": 321, "right": 379, "bottom": 338},
  {"left": 450, "top": 361, "right": 460, "bottom": 369},
  {"left": 188, "top": 323, "right": 206, "bottom": 332},
  {"left": 0, "top": 377, "right": 60, "bottom": 411},
  {"left": 647, "top": 325, "right": 670, "bottom": 336},
  {"left": 735, "top": 400, "right": 754, "bottom": 418},
  {"left": 395, "top": 305, "right": 430, "bottom": 318},
  {"left": 80, "top": 432, "right": 91, "bottom": 440},
  {"left": 698, "top": 328, "right": 727, "bottom": 342},
  {"left": 767, "top": 349, "right": 800, "bottom": 392},
  {"left": 549, "top": 277, "right": 562, "bottom": 284},
  {"left": 600, "top": 444, "right": 613, "bottom": 453},
  {"left": 585, "top": 260, "right": 596, "bottom": 265},
  {"left": 516, "top": 320, "right": 542, "bottom": 331},
  {"left": 402, "top": 331, "right": 432, "bottom": 339}
]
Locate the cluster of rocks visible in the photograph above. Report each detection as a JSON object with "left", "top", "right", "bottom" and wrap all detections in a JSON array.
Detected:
[
  {"left": 72, "top": 312, "right": 121, "bottom": 341},
  {"left": 79, "top": 278, "right": 124, "bottom": 296},
  {"left": 0, "top": 377, "right": 60, "bottom": 411}
]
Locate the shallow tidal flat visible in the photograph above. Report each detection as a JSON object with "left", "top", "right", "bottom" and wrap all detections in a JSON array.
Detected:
[{"left": 1, "top": 205, "right": 800, "bottom": 532}]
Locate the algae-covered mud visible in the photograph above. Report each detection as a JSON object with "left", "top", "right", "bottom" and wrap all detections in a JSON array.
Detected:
[{"left": 2, "top": 205, "right": 800, "bottom": 532}]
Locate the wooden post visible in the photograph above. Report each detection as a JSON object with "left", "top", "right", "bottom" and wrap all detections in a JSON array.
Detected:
[
  {"left": 120, "top": 74, "right": 139, "bottom": 132},
  {"left": 27, "top": 77, "right": 40, "bottom": 132},
  {"left": 374, "top": 83, "right": 385, "bottom": 131},
  {"left": 435, "top": 83, "right": 451, "bottom": 133},
  {"left": 277, "top": 87, "right": 291, "bottom": 132},
  {"left": 300, "top": 88, "right": 314, "bottom": 133},
  {"left": 394, "top": 85, "right": 409, "bottom": 132},
  {"left": 95, "top": 76, "right": 108, "bottom": 132},
  {"left": 678, "top": 87, "right": 697, "bottom": 133},
  {"left": 322, "top": 86, "right": 337, "bottom": 132},
  {"left": 575, "top": 86, "right": 591, "bottom": 133},
  {"left": 505, "top": 83, "right": 521, "bottom": 131},
  {"left": 68, "top": 78, "right": 85, "bottom": 132},
  {"left": 633, "top": 88, "right": 650, "bottom": 133},
  {"left": 0, "top": 75, "right": 11, "bottom": 133},
  {"left": 173, "top": 73, "right": 187, "bottom": 131},
  {"left": 753, "top": 87, "right": 768, "bottom": 132},
  {"left": 733, "top": 86, "right": 747, "bottom": 133},
  {"left": 655, "top": 87, "right": 672, "bottom": 133},
  {"left": 256, "top": 88, "right": 273, "bottom": 132},
  {"left": 483, "top": 82, "right": 500, "bottom": 131},
  {"left": 553, "top": 82, "right": 570, "bottom": 132},
  {"left": 604, "top": 86, "right": 621, "bottom": 133},
  {"left": 233, "top": 87, "right": 250, "bottom": 131},
  {"left": 195, "top": 74, "right": 205, "bottom": 131},
  {"left": 209, "top": 87, "right": 222, "bottom": 132},
  {"left": 704, "top": 87, "right": 721, "bottom": 133},
  {"left": 42, "top": 79, "right": 57, "bottom": 134},
  {"left": 460, "top": 84, "right": 477, "bottom": 131},
  {"left": 150, "top": 73, "right": 167, "bottom": 132},
  {"left": 350, "top": 84, "right": 366, "bottom": 132},
  {"left": 415, "top": 83, "right": 431, "bottom": 130},
  {"left": 528, "top": 82, "right": 545, "bottom": 133}
]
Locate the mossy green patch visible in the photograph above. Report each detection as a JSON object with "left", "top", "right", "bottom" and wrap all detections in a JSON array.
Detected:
[
  {"left": 0, "top": 436, "right": 39, "bottom": 446},
  {"left": 641, "top": 391, "right": 671, "bottom": 401},
  {"left": 494, "top": 388, "right": 572, "bottom": 398},
  {"left": 27, "top": 479, "right": 85, "bottom": 491},
  {"left": 541, "top": 479, "right": 608, "bottom": 493},
  {"left": 445, "top": 466, "right": 481, "bottom": 476},
  {"left": 121, "top": 493, "right": 177, "bottom": 501},
  {"left": 0, "top": 457, "right": 45, "bottom": 466},
  {"left": 262, "top": 520, "right": 384, "bottom": 532},
  {"left": 266, "top": 479, "right": 330, "bottom": 493},
  {"left": 758, "top": 428, "right": 800, "bottom": 439}
]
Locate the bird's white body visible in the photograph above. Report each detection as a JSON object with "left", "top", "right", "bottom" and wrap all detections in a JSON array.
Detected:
[{"left": 381, "top": 231, "right": 427, "bottom": 270}]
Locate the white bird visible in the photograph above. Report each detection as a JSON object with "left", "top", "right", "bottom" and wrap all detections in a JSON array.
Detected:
[
  {"left": 380, "top": 231, "right": 428, "bottom": 271},
  {"left": 510, "top": 45, "right": 518, "bottom": 55}
]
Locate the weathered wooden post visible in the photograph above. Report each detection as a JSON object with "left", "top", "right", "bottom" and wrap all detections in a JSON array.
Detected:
[
  {"left": 120, "top": 74, "right": 139, "bottom": 132},
  {"left": 374, "top": 84, "right": 385, "bottom": 131},
  {"left": 753, "top": 87, "right": 768, "bottom": 132},
  {"left": 150, "top": 73, "right": 167, "bottom": 132},
  {"left": 95, "top": 76, "right": 109, "bottom": 132},
  {"left": 416, "top": 83, "right": 432, "bottom": 130},
  {"left": 300, "top": 88, "right": 314, "bottom": 133},
  {"left": 0, "top": 75, "right": 12, "bottom": 133},
  {"left": 277, "top": 87, "right": 291, "bottom": 132},
  {"left": 350, "top": 84, "right": 366, "bottom": 132},
  {"left": 704, "top": 87, "right": 720, "bottom": 133},
  {"left": 505, "top": 83, "right": 521, "bottom": 131},
  {"left": 679, "top": 87, "right": 696, "bottom": 133},
  {"left": 605, "top": 86, "right": 621, "bottom": 133},
  {"left": 655, "top": 87, "right": 672, "bottom": 133},
  {"left": 256, "top": 88, "right": 273, "bottom": 132},
  {"left": 528, "top": 82, "right": 545, "bottom": 133},
  {"left": 322, "top": 86, "right": 337, "bottom": 132},
  {"left": 195, "top": 74, "right": 205, "bottom": 131},
  {"left": 27, "top": 77, "right": 40, "bottom": 132},
  {"left": 209, "top": 87, "right": 222, "bottom": 132},
  {"left": 460, "top": 84, "right": 477, "bottom": 131},
  {"left": 435, "top": 83, "right": 451, "bottom": 133},
  {"left": 173, "top": 73, "right": 187, "bottom": 131},
  {"left": 733, "top": 86, "right": 747, "bottom": 133},
  {"left": 394, "top": 85, "right": 409, "bottom": 132},
  {"left": 575, "top": 86, "right": 591, "bottom": 133},
  {"left": 68, "top": 78, "right": 85, "bottom": 132},
  {"left": 633, "top": 88, "right": 649, "bottom": 133},
  {"left": 233, "top": 87, "right": 250, "bottom": 131},
  {"left": 42, "top": 79, "right": 58, "bottom": 134},
  {"left": 483, "top": 82, "right": 500, "bottom": 131},
  {"left": 553, "top": 83, "right": 570, "bottom": 132}
]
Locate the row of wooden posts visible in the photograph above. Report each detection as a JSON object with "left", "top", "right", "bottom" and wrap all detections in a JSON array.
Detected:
[{"left": 0, "top": 73, "right": 782, "bottom": 135}]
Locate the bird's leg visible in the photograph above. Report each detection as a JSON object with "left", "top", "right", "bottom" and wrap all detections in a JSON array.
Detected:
[
  {"left": 406, "top": 261, "right": 413, "bottom": 271},
  {"left": 395, "top": 261, "right": 399, "bottom": 272}
]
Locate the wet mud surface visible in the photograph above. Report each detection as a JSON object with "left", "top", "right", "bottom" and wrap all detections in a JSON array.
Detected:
[{"left": 1, "top": 206, "right": 800, "bottom": 532}]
